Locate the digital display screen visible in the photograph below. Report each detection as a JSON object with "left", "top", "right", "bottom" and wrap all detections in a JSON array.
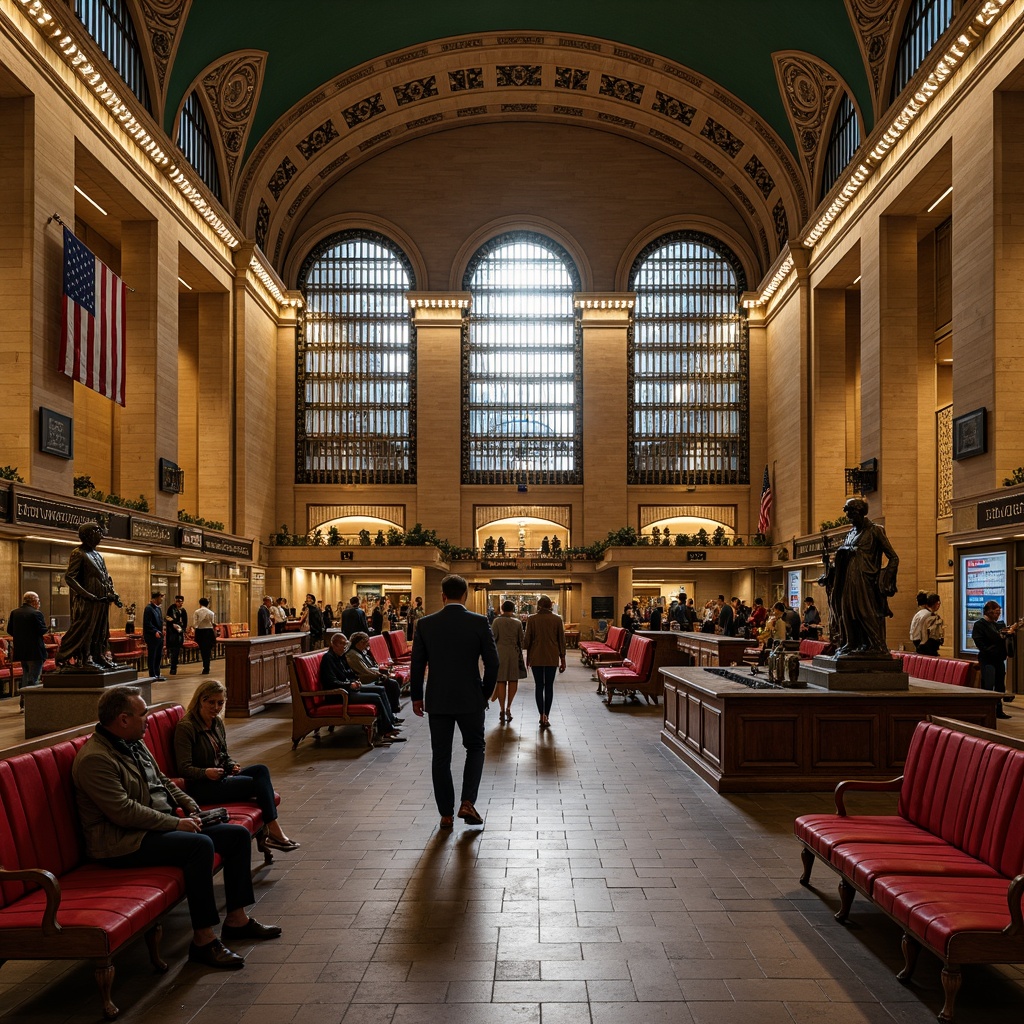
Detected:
[{"left": 960, "top": 550, "right": 1007, "bottom": 653}]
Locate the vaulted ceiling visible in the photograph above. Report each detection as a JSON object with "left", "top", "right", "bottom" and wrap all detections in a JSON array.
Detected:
[{"left": 114, "top": 2, "right": 930, "bottom": 280}]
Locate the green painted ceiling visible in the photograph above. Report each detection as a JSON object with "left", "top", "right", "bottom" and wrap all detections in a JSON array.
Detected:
[{"left": 165, "top": 0, "right": 873, "bottom": 162}]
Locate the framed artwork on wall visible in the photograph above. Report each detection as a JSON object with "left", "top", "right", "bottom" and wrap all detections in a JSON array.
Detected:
[{"left": 952, "top": 407, "right": 986, "bottom": 460}]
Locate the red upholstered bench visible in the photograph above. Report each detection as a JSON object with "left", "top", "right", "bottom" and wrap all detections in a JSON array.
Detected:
[
  {"left": 799, "top": 638, "right": 833, "bottom": 659},
  {"left": 579, "top": 625, "right": 628, "bottom": 667},
  {"left": 384, "top": 630, "right": 412, "bottom": 663},
  {"left": 368, "top": 634, "right": 410, "bottom": 687},
  {"left": 897, "top": 653, "right": 974, "bottom": 686},
  {"left": 0, "top": 701, "right": 274, "bottom": 1019},
  {"left": 287, "top": 649, "right": 377, "bottom": 748},
  {"left": 795, "top": 716, "right": 1024, "bottom": 1022},
  {"left": 597, "top": 634, "right": 657, "bottom": 705}
]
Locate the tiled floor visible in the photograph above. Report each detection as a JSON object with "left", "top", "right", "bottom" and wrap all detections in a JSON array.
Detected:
[{"left": 1, "top": 658, "right": 1023, "bottom": 1023}]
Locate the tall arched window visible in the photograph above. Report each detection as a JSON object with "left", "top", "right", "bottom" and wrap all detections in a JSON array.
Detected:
[
  {"left": 889, "top": 0, "right": 954, "bottom": 102},
  {"left": 177, "top": 91, "right": 221, "bottom": 201},
  {"left": 819, "top": 93, "right": 861, "bottom": 200},
  {"left": 296, "top": 232, "right": 416, "bottom": 484},
  {"left": 76, "top": 0, "right": 151, "bottom": 110},
  {"left": 462, "top": 233, "right": 582, "bottom": 485},
  {"left": 628, "top": 233, "right": 748, "bottom": 485}
]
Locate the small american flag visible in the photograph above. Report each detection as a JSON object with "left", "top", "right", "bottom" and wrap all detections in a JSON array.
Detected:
[
  {"left": 60, "top": 227, "right": 127, "bottom": 406},
  {"left": 757, "top": 464, "right": 773, "bottom": 536}
]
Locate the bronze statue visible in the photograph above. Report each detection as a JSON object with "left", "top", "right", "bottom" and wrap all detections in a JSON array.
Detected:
[
  {"left": 56, "top": 522, "right": 121, "bottom": 671},
  {"left": 819, "top": 498, "right": 898, "bottom": 657}
]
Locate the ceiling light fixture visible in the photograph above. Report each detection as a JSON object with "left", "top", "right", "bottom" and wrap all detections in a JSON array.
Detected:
[
  {"left": 927, "top": 186, "right": 954, "bottom": 212},
  {"left": 852, "top": 275, "right": 862, "bottom": 285},
  {"left": 74, "top": 184, "right": 107, "bottom": 216},
  {"left": 177, "top": 276, "right": 192, "bottom": 291}
]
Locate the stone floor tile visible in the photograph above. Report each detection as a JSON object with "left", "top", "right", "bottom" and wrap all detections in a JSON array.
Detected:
[{"left": 492, "top": 980, "right": 588, "bottom": 1002}]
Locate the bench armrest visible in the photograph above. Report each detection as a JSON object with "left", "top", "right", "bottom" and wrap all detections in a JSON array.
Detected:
[
  {"left": 296, "top": 688, "right": 347, "bottom": 706},
  {"left": 1007, "top": 874, "right": 1024, "bottom": 935},
  {"left": 0, "top": 868, "right": 62, "bottom": 935},
  {"left": 834, "top": 776, "right": 903, "bottom": 816}
]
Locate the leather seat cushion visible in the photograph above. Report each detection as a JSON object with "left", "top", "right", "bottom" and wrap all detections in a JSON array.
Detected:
[
  {"left": 794, "top": 814, "right": 944, "bottom": 858},
  {"left": 830, "top": 841, "right": 1000, "bottom": 894}
]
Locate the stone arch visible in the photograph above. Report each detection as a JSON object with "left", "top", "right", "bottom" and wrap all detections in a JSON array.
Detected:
[{"left": 233, "top": 33, "right": 807, "bottom": 278}]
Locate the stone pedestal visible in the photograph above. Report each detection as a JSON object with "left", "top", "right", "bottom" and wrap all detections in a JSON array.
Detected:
[
  {"left": 23, "top": 674, "right": 153, "bottom": 738},
  {"left": 799, "top": 654, "right": 909, "bottom": 691},
  {"left": 42, "top": 667, "right": 139, "bottom": 689}
]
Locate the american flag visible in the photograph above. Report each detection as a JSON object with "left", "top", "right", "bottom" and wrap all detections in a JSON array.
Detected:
[
  {"left": 757, "top": 464, "right": 773, "bottom": 536},
  {"left": 60, "top": 227, "right": 127, "bottom": 406}
]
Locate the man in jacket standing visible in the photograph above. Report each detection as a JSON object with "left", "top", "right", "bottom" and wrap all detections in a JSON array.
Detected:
[
  {"left": 341, "top": 595, "right": 369, "bottom": 636},
  {"left": 257, "top": 596, "right": 274, "bottom": 636},
  {"left": 143, "top": 592, "right": 165, "bottom": 681},
  {"left": 410, "top": 574, "right": 499, "bottom": 829},
  {"left": 8, "top": 590, "right": 47, "bottom": 695}
]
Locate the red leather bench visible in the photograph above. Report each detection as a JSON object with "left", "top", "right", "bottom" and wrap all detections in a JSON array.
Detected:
[
  {"left": 0, "top": 637, "right": 58, "bottom": 698},
  {"left": 579, "top": 625, "right": 627, "bottom": 667},
  {"left": 597, "top": 634, "right": 657, "bottom": 704},
  {"left": 799, "top": 638, "right": 832, "bottom": 659},
  {"left": 287, "top": 649, "right": 378, "bottom": 748},
  {"left": 0, "top": 702, "right": 275, "bottom": 1019},
  {"left": 368, "top": 634, "right": 410, "bottom": 687},
  {"left": 896, "top": 653, "right": 974, "bottom": 687},
  {"left": 795, "top": 716, "right": 1024, "bottom": 1022},
  {"left": 384, "top": 630, "right": 412, "bottom": 663}
]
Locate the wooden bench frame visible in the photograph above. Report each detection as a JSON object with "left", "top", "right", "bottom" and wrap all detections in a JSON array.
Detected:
[{"left": 287, "top": 650, "right": 377, "bottom": 748}]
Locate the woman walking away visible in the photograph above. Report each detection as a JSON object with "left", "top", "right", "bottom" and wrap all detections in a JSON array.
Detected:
[
  {"left": 524, "top": 595, "right": 566, "bottom": 730},
  {"left": 175, "top": 679, "right": 300, "bottom": 853},
  {"left": 491, "top": 601, "right": 526, "bottom": 722}
]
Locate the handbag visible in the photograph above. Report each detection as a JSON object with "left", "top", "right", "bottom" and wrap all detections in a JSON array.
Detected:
[
  {"left": 197, "top": 807, "right": 229, "bottom": 828},
  {"left": 517, "top": 649, "right": 527, "bottom": 676}
]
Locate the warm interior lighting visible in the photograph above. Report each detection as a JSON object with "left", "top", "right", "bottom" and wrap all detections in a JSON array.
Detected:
[
  {"left": 927, "top": 186, "right": 954, "bottom": 212},
  {"left": 852, "top": 275, "right": 862, "bottom": 285},
  {"left": 177, "top": 276, "right": 192, "bottom": 291},
  {"left": 74, "top": 184, "right": 107, "bottom": 216}
]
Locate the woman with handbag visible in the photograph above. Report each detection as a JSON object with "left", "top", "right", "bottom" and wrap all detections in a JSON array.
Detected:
[
  {"left": 491, "top": 601, "right": 526, "bottom": 722},
  {"left": 174, "top": 679, "right": 300, "bottom": 853},
  {"left": 524, "top": 596, "right": 566, "bottom": 730}
]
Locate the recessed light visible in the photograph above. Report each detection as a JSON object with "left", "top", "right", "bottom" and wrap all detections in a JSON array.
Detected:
[
  {"left": 74, "top": 185, "right": 108, "bottom": 216},
  {"left": 927, "top": 186, "right": 953, "bottom": 213}
]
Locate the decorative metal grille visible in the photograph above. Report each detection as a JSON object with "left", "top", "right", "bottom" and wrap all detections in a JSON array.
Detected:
[
  {"left": 76, "top": 0, "right": 152, "bottom": 111},
  {"left": 177, "top": 91, "right": 221, "bottom": 201},
  {"left": 627, "top": 232, "right": 748, "bottom": 485},
  {"left": 889, "top": 0, "right": 953, "bottom": 103},
  {"left": 937, "top": 404, "right": 953, "bottom": 519},
  {"left": 296, "top": 231, "right": 416, "bottom": 484},
  {"left": 819, "top": 93, "right": 860, "bottom": 200},
  {"left": 462, "top": 233, "right": 582, "bottom": 485}
]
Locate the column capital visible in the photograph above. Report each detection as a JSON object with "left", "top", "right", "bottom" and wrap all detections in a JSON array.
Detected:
[
  {"left": 407, "top": 292, "right": 471, "bottom": 326},
  {"left": 574, "top": 292, "right": 636, "bottom": 324}
]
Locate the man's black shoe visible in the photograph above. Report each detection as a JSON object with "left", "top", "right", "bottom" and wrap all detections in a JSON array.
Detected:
[
  {"left": 188, "top": 939, "right": 245, "bottom": 969},
  {"left": 996, "top": 709, "right": 1011, "bottom": 719},
  {"left": 221, "top": 918, "right": 282, "bottom": 941}
]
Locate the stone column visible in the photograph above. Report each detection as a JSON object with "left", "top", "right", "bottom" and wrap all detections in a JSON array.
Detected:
[
  {"left": 408, "top": 293, "right": 470, "bottom": 542},
  {"left": 115, "top": 220, "right": 178, "bottom": 518},
  {"left": 577, "top": 294, "right": 633, "bottom": 542},
  {"left": 196, "top": 290, "right": 232, "bottom": 528}
]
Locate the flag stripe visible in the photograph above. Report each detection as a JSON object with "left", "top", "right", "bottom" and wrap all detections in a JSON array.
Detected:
[
  {"left": 59, "top": 227, "right": 127, "bottom": 406},
  {"left": 757, "top": 464, "right": 773, "bottom": 535}
]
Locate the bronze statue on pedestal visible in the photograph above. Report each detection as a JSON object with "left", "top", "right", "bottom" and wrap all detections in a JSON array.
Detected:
[{"left": 56, "top": 522, "right": 122, "bottom": 672}]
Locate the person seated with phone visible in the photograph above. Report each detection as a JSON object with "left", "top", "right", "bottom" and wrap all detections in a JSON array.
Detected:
[
  {"left": 72, "top": 685, "right": 282, "bottom": 970},
  {"left": 174, "top": 679, "right": 299, "bottom": 853}
]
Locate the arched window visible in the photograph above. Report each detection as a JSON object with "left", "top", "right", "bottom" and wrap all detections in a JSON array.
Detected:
[
  {"left": 176, "top": 91, "right": 221, "bottom": 200},
  {"left": 819, "top": 93, "right": 861, "bottom": 200},
  {"left": 889, "top": 0, "right": 954, "bottom": 102},
  {"left": 296, "top": 232, "right": 416, "bottom": 484},
  {"left": 76, "top": 0, "right": 151, "bottom": 110},
  {"left": 628, "top": 233, "right": 748, "bottom": 485},
  {"left": 462, "top": 233, "right": 582, "bottom": 485}
]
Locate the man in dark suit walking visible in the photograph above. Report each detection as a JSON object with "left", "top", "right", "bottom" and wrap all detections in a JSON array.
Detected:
[
  {"left": 142, "top": 592, "right": 165, "bottom": 681},
  {"left": 341, "top": 596, "right": 369, "bottom": 636},
  {"left": 257, "top": 596, "right": 274, "bottom": 636},
  {"left": 411, "top": 574, "right": 499, "bottom": 829}
]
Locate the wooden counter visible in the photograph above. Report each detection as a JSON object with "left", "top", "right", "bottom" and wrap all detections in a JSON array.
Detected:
[
  {"left": 675, "top": 632, "right": 749, "bottom": 666},
  {"left": 660, "top": 664, "right": 1001, "bottom": 792},
  {"left": 222, "top": 634, "right": 305, "bottom": 717}
]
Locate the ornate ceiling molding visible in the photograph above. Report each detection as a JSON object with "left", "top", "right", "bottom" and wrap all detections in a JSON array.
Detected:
[
  {"left": 134, "top": 0, "right": 192, "bottom": 116},
  {"left": 233, "top": 33, "right": 808, "bottom": 278},
  {"left": 772, "top": 51, "right": 846, "bottom": 201},
  {"left": 843, "top": 0, "right": 905, "bottom": 116},
  {"left": 197, "top": 50, "right": 267, "bottom": 201}
]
